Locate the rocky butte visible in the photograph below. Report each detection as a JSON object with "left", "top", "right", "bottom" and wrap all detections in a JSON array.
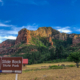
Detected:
[
  {"left": 15, "top": 27, "right": 60, "bottom": 45},
  {"left": 0, "top": 27, "right": 80, "bottom": 55},
  {"left": 15, "top": 27, "right": 80, "bottom": 45}
]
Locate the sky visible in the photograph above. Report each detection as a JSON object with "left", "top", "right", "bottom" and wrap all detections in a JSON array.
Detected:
[{"left": 0, "top": 0, "right": 80, "bottom": 43}]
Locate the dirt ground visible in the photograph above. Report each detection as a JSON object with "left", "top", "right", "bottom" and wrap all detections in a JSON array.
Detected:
[{"left": 0, "top": 62, "right": 80, "bottom": 80}]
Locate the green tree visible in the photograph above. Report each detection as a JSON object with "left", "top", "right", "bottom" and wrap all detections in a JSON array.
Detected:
[
  {"left": 67, "top": 52, "right": 80, "bottom": 68},
  {"left": 55, "top": 46, "right": 63, "bottom": 59},
  {"left": 59, "top": 46, "right": 65, "bottom": 58},
  {"left": 55, "top": 47, "right": 59, "bottom": 59},
  {"left": 49, "top": 48, "right": 55, "bottom": 60}
]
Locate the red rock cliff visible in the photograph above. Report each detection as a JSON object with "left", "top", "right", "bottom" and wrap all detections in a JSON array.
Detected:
[
  {"left": 15, "top": 29, "right": 31, "bottom": 44},
  {"left": 15, "top": 27, "right": 60, "bottom": 44},
  {"left": 72, "top": 35, "right": 80, "bottom": 44},
  {"left": 0, "top": 40, "right": 15, "bottom": 48}
]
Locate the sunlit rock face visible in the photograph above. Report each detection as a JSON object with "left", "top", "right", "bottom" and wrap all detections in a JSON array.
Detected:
[
  {"left": 15, "top": 27, "right": 60, "bottom": 44},
  {"left": 15, "top": 29, "right": 31, "bottom": 44},
  {"left": 0, "top": 27, "right": 80, "bottom": 48},
  {"left": 0, "top": 27, "right": 80, "bottom": 55},
  {"left": 72, "top": 35, "right": 80, "bottom": 44}
]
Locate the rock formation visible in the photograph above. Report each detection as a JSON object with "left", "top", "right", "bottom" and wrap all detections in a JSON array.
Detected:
[
  {"left": 15, "top": 27, "right": 80, "bottom": 45},
  {"left": 46, "top": 36, "right": 53, "bottom": 46},
  {"left": 72, "top": 35, "right": 80, "bottom": 44},
  {"left": 0, "top": 27, "right": 80, "bottom": 55},
  {"left": 15, "top": 29, "right": 31, "bottom": 44},
  {"left": 0, "top": 39, "right": 15, "bottom": 48},
  {"left": 15, "top": 27, "right": 60, "bottom": 44}
]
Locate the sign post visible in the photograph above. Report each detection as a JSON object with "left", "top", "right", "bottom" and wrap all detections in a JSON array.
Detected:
[
  {"left": 0, "top": 57, "right": 28, "bottom": 80},
  {"left": 0, "top": 57, "right": 23, "bottom": 80},
  {"left": 15, "top": 74, "right": 18, "bottom": 80},
  {"left": 1, "top": 57, "right": 23, "bottom": 73}
]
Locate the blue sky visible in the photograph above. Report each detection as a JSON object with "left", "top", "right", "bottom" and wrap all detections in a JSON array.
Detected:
[{"left": 0, "top": 0, "right": 80, "bottom": 43}]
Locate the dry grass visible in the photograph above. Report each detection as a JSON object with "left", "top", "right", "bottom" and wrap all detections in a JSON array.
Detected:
[
  {"left": 0, "top": 62, "right": 80, "bottom": 80},
  {"left": 26, "top": 62, "right": 76, "bottom": 69}
]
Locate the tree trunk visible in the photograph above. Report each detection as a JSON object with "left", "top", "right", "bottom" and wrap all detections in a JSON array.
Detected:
[{"left": 76, "top": 63, "right": 79, "bottom": 68}]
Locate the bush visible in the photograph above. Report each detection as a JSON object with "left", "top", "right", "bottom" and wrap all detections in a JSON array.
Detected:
[
  {"left": 49, "top": 65, "right": 64, "bottom": 69},
  {"left": 66, "top": 64, "right": 75, "bottom": 67}
]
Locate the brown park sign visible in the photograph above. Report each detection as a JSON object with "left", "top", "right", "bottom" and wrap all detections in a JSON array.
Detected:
[{"left": 0, "top": 57, "right": 23, "bottom": 74}]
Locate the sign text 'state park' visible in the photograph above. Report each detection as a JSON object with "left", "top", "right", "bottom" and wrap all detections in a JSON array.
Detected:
[{"left": 0, "top": 57, "right": 23, "bottom": 74}]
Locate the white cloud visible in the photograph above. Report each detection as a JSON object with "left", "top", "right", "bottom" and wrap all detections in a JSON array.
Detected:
[
  {"left": 0, "top": 29, "right": 18, "bottom": 35},
  {"left": 58, "top": 29, "right": 72, "bottom": 33},
  {"left": 0, "top": 23, "right": 14, "bottom": 27},
  {"left": 12, "top": 26, "right": 24, "bottom": 31},
  {"left": 22, "top": 23, "right": 39, "bottom": 30},
  {"left": 0, "top": 23, "right": 39, "bottom": 43},
  {"left": 53, "top": 26, "right": 72, "bottom": 33},
  {"left": 0, "top": 36, "right": 16, "bottom": 43},
  {"left": 3, "top": 36, "right": 16, "bottom": 39},
  {"left": 76, "top": 29, "right": 80, "bottom": 31},
  {"left": 0, "top": 23, "right": 38, "bottom": 35},
  {"left": 0, "top": 39, "right": 2, "bottom": 43},
  {"left": 7, "top": 31, "right": 18, "bottom": 34}
]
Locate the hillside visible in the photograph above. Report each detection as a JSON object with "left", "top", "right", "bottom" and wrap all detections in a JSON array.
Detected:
[{"left": 0, "top": 27, "right": 80, "bottom": 64}]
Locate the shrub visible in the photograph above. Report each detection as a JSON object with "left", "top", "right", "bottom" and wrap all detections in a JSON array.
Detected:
[
  {"left": 66, "top": 64, "right": 75, "bottom": 67},
  {"left": 49, "top": 65, "right": 64, "bottom": 69}
]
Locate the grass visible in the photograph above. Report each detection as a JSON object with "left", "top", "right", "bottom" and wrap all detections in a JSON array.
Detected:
[
  {"left": 26, "top": 62, "right": 76, "bottom": 69},
  {"left": 0, "top": 62, "right": 80, "bottom": 80}
]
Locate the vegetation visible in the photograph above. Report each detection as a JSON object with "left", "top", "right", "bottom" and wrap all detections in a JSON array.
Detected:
[
  {"left": 1, "top": 36, "right": 79, "bottom": 66},
  {"left": 10, "top": 37, "right": 76, "bottom": 65},
  {"left": 49, "top": 65, "right": 65, "bottom": 69},
  {"left": 0, "top": 62, "right": 80, "bottom": 80},
  {"left": 67, "top": 52, "right": 80, "bottom": 68},
  {"left": 52, "top": 37, "right": 72, "bottom": 48}
]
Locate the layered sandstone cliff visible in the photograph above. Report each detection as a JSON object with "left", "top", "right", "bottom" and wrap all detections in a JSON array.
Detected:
[
  {"left": 1, "top": 27, "right": 80, "bottom": 48},
  {"left": 15, "top": 29, "right": 31, "bottom": 44},
  {"left": 0, "top": 39, "right": 15, "bottom": 48},
  {"left": 15, "top": 27, "right": 77, "bottom": 45},
  {"left": 0, "top": 27, "right": 80, "bottom": 55},
  {"left": 72, "top": 35, "right": 80, "bottom": 44},
  {"left": 15, "top": 27, "right": 60, "bottom": 44}
]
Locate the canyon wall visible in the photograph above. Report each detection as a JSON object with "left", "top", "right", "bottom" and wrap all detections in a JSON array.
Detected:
[
  {"left": 0, "top": 40, "right": 15, "bottom": 48},
  {"left": 0, "top": 27, "right": 80, "bottom": 50},
  {"left": 15, "top": 27, "right": 60, "bottom": 44},
  {"left": 72, "top": 35, "right": 80, "bottom": 44}
]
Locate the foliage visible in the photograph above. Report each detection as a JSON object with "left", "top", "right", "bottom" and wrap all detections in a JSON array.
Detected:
[
  {"left": 10, "top": 37, "right": 75, "bottom": 65},
  {"left": 39, "top": 37, "right": 50, "bottom": 46},
  {"left": 43, "top": 59, "right": 68, "bottom": 63},
  {"left": 67, "top": 52, "right": 80, "bottom": 68},
  {"left": 49, "top": 65, "right": 64, "bottom": 69},
  {"left": 31, "top": 37, "right": 46, "bottom": 47},
  {"left": 52, "top": 38, "right": 72, "bottom": 48},
  {"left": 67, "top": 52, "right": 80, "bottom": 63},
  {"left": 66, "top": 64, "right": 75, "bottom": 67}
]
